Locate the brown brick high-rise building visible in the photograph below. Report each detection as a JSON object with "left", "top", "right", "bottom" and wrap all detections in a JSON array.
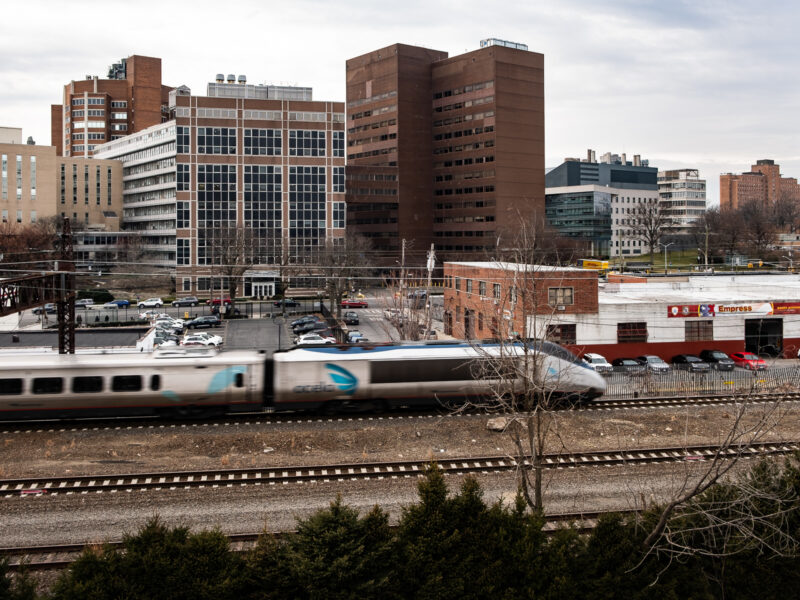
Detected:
[
  {"left": 720, "top": 159, "right": 800, "bottom": 211},
  {"left": 51, "top": 55, "right": 172, "bottom": 158},
  {"left": 346, "top": 40, "right": 544, "bottom": 264}
]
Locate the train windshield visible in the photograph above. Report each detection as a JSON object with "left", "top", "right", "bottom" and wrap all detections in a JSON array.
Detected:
[{"left": 525, "top": 340, "right": 583, "bottom": 365}]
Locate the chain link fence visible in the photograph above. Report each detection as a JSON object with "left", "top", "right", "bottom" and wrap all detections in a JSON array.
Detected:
[{"left": 604, "top": 367, "right": 800, "bottom": 399}]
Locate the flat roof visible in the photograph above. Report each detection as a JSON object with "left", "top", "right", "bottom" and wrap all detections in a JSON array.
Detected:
[
  {"left": 600, "top": 274, "right": 800, "bottom": 305},
  {"left": 445, "top": 261, "right": 585, "bottom": 272}
]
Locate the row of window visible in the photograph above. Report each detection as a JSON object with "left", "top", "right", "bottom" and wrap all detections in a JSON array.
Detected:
[{"left": 0, "top": 375, "right": 161, "bottom": 396}]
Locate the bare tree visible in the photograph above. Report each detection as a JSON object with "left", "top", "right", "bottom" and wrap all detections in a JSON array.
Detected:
[
  {"left": 204, "top": 224, "right": 256, "bottom": 313},
  {"left": 0, "top": 219, "right": 60, "bottom": 277},
  {"left": 317, "top": 236, "right": 373, "bottom": 319},
  {"left": 630, "top": 198, "right": 671, "bottom": 257},
  {"left": 771, "top": 191, "right": 800, "bottom": 233},
  {"left": 464, "top": 219, "right": 585, "bottom": 512},
  {"left": 740, "top": 200, "right": 777, "bottom": 258}
]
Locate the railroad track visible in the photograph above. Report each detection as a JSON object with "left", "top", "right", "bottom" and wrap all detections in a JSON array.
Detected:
[
  {"left": 2, "top": 440, "right": 798, "bottom": 499},
  {"left": 2, "top": 391, "right": 799, "bottom": 435},
  {"left": 0, "top": 509, "right": 636, "bottom": 571},
  {"left": 586, "top": 391, "right": 800, "bottom": 411}
]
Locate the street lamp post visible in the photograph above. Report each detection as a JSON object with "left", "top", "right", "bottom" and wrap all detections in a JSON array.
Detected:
[{"left": 660, "top": 242, "right": 674, "bottom": 275}]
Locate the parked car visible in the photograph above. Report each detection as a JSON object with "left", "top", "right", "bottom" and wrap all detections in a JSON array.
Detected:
[
  {"left": 172, "top": 296, "right": 199, "bottom": 307},
  {"left": 139, "top": 309, "right": 164, "bottom": 320},
  {"left": 206, "top": 297, "right": 232, "bottom": 306},
  {"left": 293, "top": 320, "right": 330, "bottom": 335},
  {"left": 182, "top": 332, "right": 223, "bottom": 347},
  {"left": 273, "top": 298, "right": 300, "bottom": 308},
  {"left": 32, "top": 303, "right": 56, "bottom": 315},
  {"left": 74, "top": 298, "right": 94, "bottom": 309},
  {"left": 347, "top": 330, "right": 364, "bottom": 343},
  {"left": 729, "top": 351, "right": 768, "bottom": 371},
  {"left": 341, "top": 299, "right": 369, "bottom": 308},
  {"left": 186, "top": 315, "right": 221, "bottom": 329},
  {"left": 296, "top": 334, "right": 336, "bottom": 345},
  {"left": 672, "top": 354, "right": 711, "bottom": 373},
  {"left": 582, "top": 353, "right": 613, "bottom": 375},
  {"left": 612, "top": 358, "right": 646, "bottom": 376},
  {"left": 104, "top": 299, "right": 131, "bottom": 308},
  {"left": 343, "top": 311, "right": 359, "bottom": 325},
  {"left": 420, "top": 329, "right": 438, "bottom": 340},
  {"left": 138, "top": 297, "right": 163, "bottom": 309},
  {"left": 290, "top": 315, "right": 322, "bottom": 328},
  {"left": 699, "top": 349, "right": 735, "bottom": 371},
  {"left": 384, "top": 308, "right": 401, "bottom": 321},
  {"left": 635, "top": 355, "right": 670, "bottom": 373},
  {"left": 154, "top": 318, "right": 185, "bottom": 333}
]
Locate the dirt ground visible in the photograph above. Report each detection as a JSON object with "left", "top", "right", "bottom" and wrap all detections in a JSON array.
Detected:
[{"left": 2, "top": 400, "right": 798, "bottom": 479}]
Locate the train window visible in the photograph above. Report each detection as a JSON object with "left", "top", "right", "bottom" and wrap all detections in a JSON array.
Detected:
[
  {"left": 235, "top": 373, "right": 244, "bottom": 388},
  {"left": 72, "top": 376, "right": 103, "bottom": 393},
  {"left": 32, "top": 377, "right": 64, "bottom": 395},
  {"left": 112, "top": 375, "right": 142, "bottom": 392},
  {"left": 0, "top": 378, "right": 23, "bottom": 395},
  {"left": 150, "top": 375, "right": 161, "bottom": 391},
  {"left": 371, "top": 359, "right": 482, "bottom": 383}
]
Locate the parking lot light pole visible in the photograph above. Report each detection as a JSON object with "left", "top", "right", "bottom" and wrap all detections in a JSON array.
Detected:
[{"left": 660, "top": 242, "right": 674, "bottom": 275}]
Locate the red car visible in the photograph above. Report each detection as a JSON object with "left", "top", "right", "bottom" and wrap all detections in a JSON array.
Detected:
[
  {"left": 729, "top": 352, "right": 768, "bottom": 370},
  {"left": 341, "top": 299, "right": 369, "bottom": 308},
  {"left": 206, "top": 297, "right": 232, "bottom": 306}
]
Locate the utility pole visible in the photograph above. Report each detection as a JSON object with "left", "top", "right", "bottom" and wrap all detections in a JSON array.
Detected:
[
  {"left": 425, "top": 243, "right": 435, "bottom": 336},
  {"left": 660, "top": 241, "right": 674, "bottom": 276},
  {"left": 57, "top": 218, "right": 76, "bottom": 354}
]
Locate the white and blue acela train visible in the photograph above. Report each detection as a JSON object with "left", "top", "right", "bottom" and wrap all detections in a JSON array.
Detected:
[{"left": 0, "top": 341, "right": 606, "bottom": 420}]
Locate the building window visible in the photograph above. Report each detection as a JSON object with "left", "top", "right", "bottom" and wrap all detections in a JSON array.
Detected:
[
  {"left": 479, "top": 281, "right": 487, "bottom": 296},
  {"left": 478, "top": 312, "right": 484, "bottom": 331},
  {"left": 685, "top": 320, "right": 713, "bottom": 342},
  {"left": 289, "top": 130, "right": 326, "bottom": 157},
  {"left": 177, "top": 163, "right": 190, "bottom": 191},
  {"left": 59, "top": 164, "right": 65, "bottom": 204},
  {"left": 1, "top": 154, "right": 6, "bottom": 200},
  {"left": 30, "top": 156, "right": 36, "bottom": 198},
  {"left": 72, "top": 164, "right": 77, "bottom": 204},
  {"left": 30, "top": 210, "right": 36, "bottom": 223},
  {"left": 332, "top": 131, "right": 344, "bottom": 157},
  {"left": 333, "top": 166, "right": 344, "bottom": 193},
  {"left": 198, "top": 277, "right": 210, "bottom": 291},
  {"left": 546, "top": 324, "right": 577, "bottom": 345},
  {"left": 96, "top": 166, "right": 101, "bottom": 205},
  {"left": 107, "top": 167, "right": 112, "bottom": 206},
  {"left": 182, "top": 278, "right": 191, "bottom": 292},
  {"left": 243, "top": 128, "right": 281, "bottom": 155},
  {"left": 197, "top": 127, "right": 236, "bottom": 154},
  {"left": 16, "top": 210, "right": 22, "bottom": 223},
  {"left": 466, "top": 279, "right": 473, "bottom": 294},
  {"left": 493, "top": 283, "right": 501, "bottom": 300},
  {"left": 177, "top": 238, "right": 190, "bottom": 266},
  {"left": 454, "top": 277, "right": 461, "bottom": 292},
  {"left": 197, "top": 164, "right": 237, "bottom": 265},
  {"left": 111, "top": 101, "right": 128, "bottom": 108},
  {"left": 244, "top": 165, "right": 282, "bottom": 264},
  {"left": 87, "top": 98, "right": 104, "bottom": 105},
  {"left": 177, "top": 126, "right": 190, "bottom": 153},
  {"left": 288, "top": 166, "right": 326, "bottom": 259},
  {"left": 84, "top": 165, "right": 89, "bottom": 204},
  {"left": 548, "top": 287, "right": 574, "bottom": 306},
  {"left": 72, "top": 98, "right": 84, "bottom": 106},
  {"left": 333, "top": 202, "right": 345, "bottom": 229},
  {"left": 15, "top": 155, "right": 21, "bottom": 200},
  {"left": 177, "top": 201, "right": 190, "bottom": 228},
  {"left": 617, "top": 322, "right": 648, "bottom": 343}
]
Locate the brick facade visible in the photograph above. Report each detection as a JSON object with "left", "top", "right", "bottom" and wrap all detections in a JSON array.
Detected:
[{"left": 443, "top": 261, "right": 598, "bottom": 339}]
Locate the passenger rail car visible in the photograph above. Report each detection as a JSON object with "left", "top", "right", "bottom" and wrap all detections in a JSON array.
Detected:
[
  {"left": 269, "top": 341, "right": 606, "bottom": 412},
  {"left": 0, "top": 350, "right": 265, "bottom": 420},
  {"left": 0, "top": 341, "right": 605, "bottom": 421}
]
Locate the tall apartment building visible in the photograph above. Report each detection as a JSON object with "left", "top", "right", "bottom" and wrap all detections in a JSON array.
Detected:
[
  {"left": 720, "top": 159, "right": 800, "bottom": 211},
  {"left": 657, "top": 169, "right": 706, "bottom": 233},
  {"left": 95, "top": 78, "right": 346, "bottom": 296},
  {"left": 1, "top": 140, "right": 122, "bottom": 230},
  {"left": 345, "top": 40, "right": 544, "bottom": 263},
  {"left": 51, "top": 55, "right": 173, "bottom": 158},
  {"left": 545, "top": 150, "right": 658, "bottom": 258}
]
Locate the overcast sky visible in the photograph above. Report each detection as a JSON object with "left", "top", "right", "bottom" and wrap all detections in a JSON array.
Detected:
[{"left": 1, "top": 0, "right": 798, "bottom": 205}]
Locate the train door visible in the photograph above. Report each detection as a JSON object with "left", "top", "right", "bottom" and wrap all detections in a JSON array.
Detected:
[{"left": 745, "top": 318, "right": 783, "bottom": 356}]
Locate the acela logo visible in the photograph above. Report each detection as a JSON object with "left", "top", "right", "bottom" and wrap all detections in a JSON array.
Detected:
[{"left": 325, "top": 363, "right": 358, "bottom": 395}]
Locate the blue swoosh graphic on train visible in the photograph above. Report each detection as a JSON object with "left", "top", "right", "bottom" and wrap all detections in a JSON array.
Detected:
[
  {"left": 162, "top": 390, "right": 182, "bottom": 403},
  {"left": 325, "top": 363, "right": 358, "bottom": 395},
  {"left": 207, "top": 365, "right": 247, "bottom": 394}
]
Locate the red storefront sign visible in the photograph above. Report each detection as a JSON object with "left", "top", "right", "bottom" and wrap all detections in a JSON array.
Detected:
[{"left": 668, "top": 302, "right": 800, "bottom": 318}]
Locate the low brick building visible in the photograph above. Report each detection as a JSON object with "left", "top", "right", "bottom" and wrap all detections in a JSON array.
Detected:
[
  {"left": 443, "top": 264, "right": 800, "bottom": 361},
  {"left": 442, "top": 261, "right": 598, "bottom": 340}
]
